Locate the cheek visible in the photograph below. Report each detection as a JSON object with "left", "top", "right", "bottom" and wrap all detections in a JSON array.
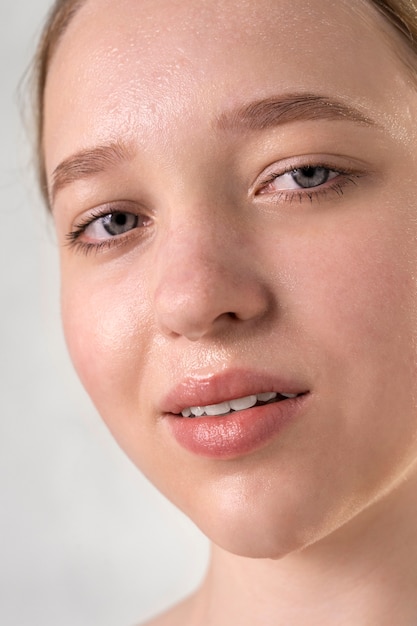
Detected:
[
  {"left": 287, "top": 212, "right": 417, "bottom": 365},
  {"left": 60, "top": 264, "right": 153, "bottom": 413}
]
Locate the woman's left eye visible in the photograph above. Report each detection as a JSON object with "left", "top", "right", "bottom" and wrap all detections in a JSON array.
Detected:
[{"left": 260, "top": 166, "right": 339, "bottom": 194}]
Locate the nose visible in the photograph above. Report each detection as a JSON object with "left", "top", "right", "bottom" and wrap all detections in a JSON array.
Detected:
[{"left": 151, "top": 213, "right": 272, "bottom": 341}]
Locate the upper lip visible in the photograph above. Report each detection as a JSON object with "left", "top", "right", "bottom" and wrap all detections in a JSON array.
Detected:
[{"left": 160, "top": 369, "right": 309, "bottom": 415}]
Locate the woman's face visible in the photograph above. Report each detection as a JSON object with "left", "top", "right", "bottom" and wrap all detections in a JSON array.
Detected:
[{"left": 45, "top": 0, "right": 417, "bottom": 557}]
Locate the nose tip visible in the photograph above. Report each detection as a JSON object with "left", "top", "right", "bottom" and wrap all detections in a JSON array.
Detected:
[
  {"left": 153, "top": 246, "right": 271, "bottom": 341},
  {"left": 156, "top": 290, "right": 257, "bottom": 341}
]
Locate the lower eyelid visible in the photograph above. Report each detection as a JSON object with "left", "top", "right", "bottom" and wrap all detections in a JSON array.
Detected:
[{"left": 65, "top": 224, "right": 144, "bottom": 256}]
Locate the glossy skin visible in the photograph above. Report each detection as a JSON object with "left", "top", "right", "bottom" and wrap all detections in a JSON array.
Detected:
[{"left": 44, "top": 0, "right": 417, "bottom": 614}]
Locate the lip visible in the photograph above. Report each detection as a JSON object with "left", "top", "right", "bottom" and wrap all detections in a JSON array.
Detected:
[{"left": 160, "top": 370, "right": 310, "bottom": 459}]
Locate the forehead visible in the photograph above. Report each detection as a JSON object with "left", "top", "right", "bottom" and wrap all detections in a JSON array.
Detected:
[{"left": 44, "top": 0, "right": 414, "bottom": 172}]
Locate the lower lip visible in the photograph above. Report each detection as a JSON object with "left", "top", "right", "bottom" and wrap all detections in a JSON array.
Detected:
[{"left": 165, "top": 394, "right": 309, "bottom": 459}]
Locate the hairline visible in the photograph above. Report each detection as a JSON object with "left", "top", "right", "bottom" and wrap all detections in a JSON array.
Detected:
[
  {"left": 358, "top": 0, "right": 417, "bottom": 83},
  {"left": 35, "top": 0, "right": 88, "bottom": 205}
]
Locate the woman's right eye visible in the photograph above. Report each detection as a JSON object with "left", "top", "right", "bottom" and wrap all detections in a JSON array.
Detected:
[
  {"left": 85, "top": 211, "right": 139, "bottom": 238},
  {"left": 66, "top": 208, "right": 149, "bottom": 255}
]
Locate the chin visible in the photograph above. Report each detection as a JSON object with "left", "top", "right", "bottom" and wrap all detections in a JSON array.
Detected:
[
  {"left": 193, "top": 506, "right": 325, "bottom": 560},
  {"left": 170, "top": 478, "right": 339, "bottom": 560},
  {"left": 192, "top": 497, "right": 361, "bottom": 560},
  {"left": 166, "top": 460, "right": 389, "bottom": 561}
]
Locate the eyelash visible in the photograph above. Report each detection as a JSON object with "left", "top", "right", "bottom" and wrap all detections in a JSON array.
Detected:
[
  {"left": 66, "top": 162, "right": 364, "bottom": 256},
  {"left": 255, "top": 162, "right": 363, "bottom": 204}
]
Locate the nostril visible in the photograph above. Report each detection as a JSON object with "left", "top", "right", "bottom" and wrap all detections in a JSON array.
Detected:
[{"left": 153, "top": 256, "right": 271, "bottom": 339}]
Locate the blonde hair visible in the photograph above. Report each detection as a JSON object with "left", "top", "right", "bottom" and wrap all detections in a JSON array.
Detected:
[{"left": 33, "top": 0, "right": 417, "bottom": 205}]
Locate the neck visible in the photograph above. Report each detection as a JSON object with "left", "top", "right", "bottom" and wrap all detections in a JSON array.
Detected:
[{"left": 190, "top": 471, "right": 417, "bottom": 626}]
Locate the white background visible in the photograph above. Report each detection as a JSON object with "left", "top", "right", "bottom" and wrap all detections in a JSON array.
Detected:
[{"left": 1, "top": 3, "right": 209, "bottom": 625}]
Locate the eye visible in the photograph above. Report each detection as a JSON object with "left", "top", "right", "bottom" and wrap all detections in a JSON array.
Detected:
[
  {"left": 84, "top": 211, "right": 139, "bottom": 239},
  {"left": 261, "top": 166, "right": 339, "bottom": 194},
  {"left": 66, "top": 205, "right": 151, "bottom": 255},
  {"left": 253, "top": 159, "right": 365, "bottom": 205}
]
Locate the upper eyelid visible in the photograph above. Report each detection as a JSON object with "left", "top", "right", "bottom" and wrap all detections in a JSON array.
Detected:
[
  {"left": 264, "top": 165, "right": 340, "bottom": 184},
  {"left": 258, "top": 153, "right": 368, "bottom": 174},
  {"left": 71, "top": 200, "right": 149, "bottom": 228},
  {"left": 251, "top": 156, "right": 367, "bottom": 190},
  {"left": 264, "top": 163, "right": 347, "bottom": 181}
]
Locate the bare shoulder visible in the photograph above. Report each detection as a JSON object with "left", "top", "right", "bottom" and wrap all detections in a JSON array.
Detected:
[{"left": 136, "top": 594, "right": 199, "bottom": 626}]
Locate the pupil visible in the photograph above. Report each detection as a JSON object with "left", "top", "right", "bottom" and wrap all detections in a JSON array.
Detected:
[
  {"left": 114, "top": 213, "right": 127, "bottom": 226},
  {"left": 300, "top": 167, "right": 316, "bottom": 178}
]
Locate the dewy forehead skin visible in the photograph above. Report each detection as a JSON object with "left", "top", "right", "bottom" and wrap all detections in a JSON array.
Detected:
[{"left": 44, "top": 0, "right": 417, "bottom": 174}]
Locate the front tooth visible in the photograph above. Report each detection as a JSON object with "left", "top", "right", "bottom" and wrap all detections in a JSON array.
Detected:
[
  {"left": 229, "top": 395, "right": 257, "bottom": 411},
  {"left": 205, "top": 401, "right": 231, "bottom": 416},
  {"left": 190, "top": 406, "right": 205, "bottom": 416},
  {"left": 257, "top": 392, "right": 277, "bottom": 402}
]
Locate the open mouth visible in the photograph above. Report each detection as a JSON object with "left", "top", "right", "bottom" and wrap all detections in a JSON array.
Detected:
[{"left": 178, "top": 391, "right": 302, "bottom": 418}]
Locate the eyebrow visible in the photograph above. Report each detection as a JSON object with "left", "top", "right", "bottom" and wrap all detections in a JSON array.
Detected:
[
  {"left": 216, "top": 93, "right": 376, "bottom": 132},
  {"left": 50, "top": 140, "right": 134, "bottom": 204},
  {"left": 50, "top": 93, "right": 375, "bottom": 203}
]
